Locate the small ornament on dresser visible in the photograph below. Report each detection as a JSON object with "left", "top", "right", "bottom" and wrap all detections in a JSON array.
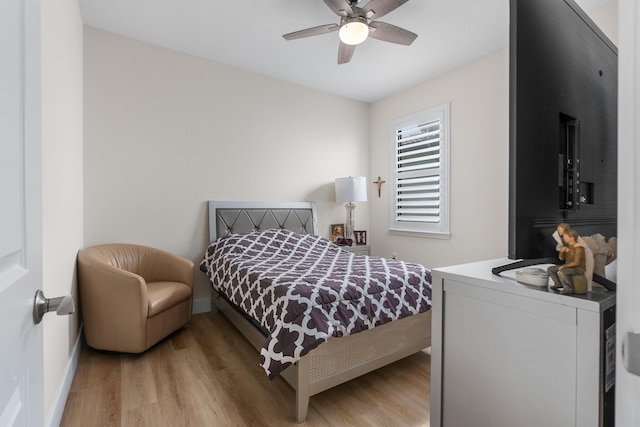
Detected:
[{"left": 547, "top": 224, "right": 588, "bottom": 295}]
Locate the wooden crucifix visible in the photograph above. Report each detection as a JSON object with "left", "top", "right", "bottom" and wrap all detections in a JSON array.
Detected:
[{"left": 373, "top": 176, "right": 386, "bottom": 198}]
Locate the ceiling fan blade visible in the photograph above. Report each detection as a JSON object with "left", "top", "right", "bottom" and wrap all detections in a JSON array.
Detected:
[
  {"left": 368, "top": 21, "right": 417, "bottom": 45},
  {"left": 283, "top": 24, "right": 339, "bottom": 41},
  {"left": 323, "top": 0, "right": 353, "bottom": 16},
  {"left": 362, "top": 0, "right": 409, "bottom": 19},
  {"left": 337, "top": 42, "right": 356, "bottom": 64}
]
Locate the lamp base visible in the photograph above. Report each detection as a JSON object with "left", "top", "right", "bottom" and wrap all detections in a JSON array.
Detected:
[{"left": 344, "top": 202, "right": 356, "bottom": 241}]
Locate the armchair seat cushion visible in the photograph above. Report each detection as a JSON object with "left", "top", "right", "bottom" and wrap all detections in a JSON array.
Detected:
[{"left": 147, "top": 281, "right": 192, "bottom": 317}]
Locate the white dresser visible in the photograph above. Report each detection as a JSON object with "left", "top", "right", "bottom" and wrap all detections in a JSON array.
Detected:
[{"left": 431, "top": 259, "right": 616, "bottom": 427}]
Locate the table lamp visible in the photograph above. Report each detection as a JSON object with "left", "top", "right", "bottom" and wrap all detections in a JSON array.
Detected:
[{"left": 335, "top": 176, "right": 367, "bottom": 241}]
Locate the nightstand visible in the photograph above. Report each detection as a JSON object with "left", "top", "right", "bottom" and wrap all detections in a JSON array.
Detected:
[{"left": 344, "top": 245, "right": 371, "bottom": 256}]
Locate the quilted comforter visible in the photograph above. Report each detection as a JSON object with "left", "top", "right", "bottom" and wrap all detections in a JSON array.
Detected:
[{"left": 199, "top": 229, "right": 432, "bottom": 379}]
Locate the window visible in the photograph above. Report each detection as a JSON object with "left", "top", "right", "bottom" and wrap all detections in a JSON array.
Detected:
[{"left": 389, "top": 103, "right": 450, "bottom": 237}]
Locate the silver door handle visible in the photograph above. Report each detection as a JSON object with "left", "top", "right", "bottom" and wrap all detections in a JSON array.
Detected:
[
  {"left": 623, "top": 331, "right": 640, "bottom": 377},
  {"left": 33, "top": 289, "right": 75, "bottom": 325}
]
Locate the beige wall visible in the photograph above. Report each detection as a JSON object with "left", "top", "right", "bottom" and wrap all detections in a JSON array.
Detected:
[
  {"left": 369, "top": 48, "right": 510, "bottom": 268},
  {"left": 41, "top": 0, "right": 83, "bottom": 420},
  {"left": 82, "top": 28, "right": 370, "bottom": 302},
  {"left": 367, "top": 0, "right": 618, "bottom": 269}
]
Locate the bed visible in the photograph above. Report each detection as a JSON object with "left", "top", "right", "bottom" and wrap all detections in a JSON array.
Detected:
[{"left": 200, "top": 200, "right": 432, "bottom": 422}]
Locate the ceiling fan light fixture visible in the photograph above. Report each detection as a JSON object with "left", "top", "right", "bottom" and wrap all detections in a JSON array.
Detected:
[{"left": 339, "top": 18, "right": 369, "bottom": 45}]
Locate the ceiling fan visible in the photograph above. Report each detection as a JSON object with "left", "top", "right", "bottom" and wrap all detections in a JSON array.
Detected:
[{"left": 283, "top": 0, "right": 418, "bottom": 64}]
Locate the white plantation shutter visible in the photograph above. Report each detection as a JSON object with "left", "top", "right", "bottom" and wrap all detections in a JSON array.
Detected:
[{"left": 390, "top": 103, "right": 450, "bottom": 236}]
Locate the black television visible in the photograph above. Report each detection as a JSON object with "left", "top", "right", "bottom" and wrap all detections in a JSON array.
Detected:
[{"left": 506, "top": 0, "right": 617, "bottom": 271}]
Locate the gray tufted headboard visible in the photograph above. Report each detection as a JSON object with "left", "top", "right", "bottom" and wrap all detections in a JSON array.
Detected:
[{"left": 207, "top": 201, "right": 318, "bottom": 243}]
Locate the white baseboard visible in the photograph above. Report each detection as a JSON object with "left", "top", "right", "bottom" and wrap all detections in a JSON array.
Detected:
[
  {"left": 46, "top": 324, "right": 83, "bottom": 427},
  {"left": 192, "top": 296, "right": 212, "bottom": 314}
]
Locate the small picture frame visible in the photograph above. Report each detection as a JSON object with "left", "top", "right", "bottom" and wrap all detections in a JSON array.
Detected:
[
  {"left": 354, "top": 230, "right": 367, "bottom": 245},
  {"left": 330, "top": 224, "right": 345, "bottom": 242}
]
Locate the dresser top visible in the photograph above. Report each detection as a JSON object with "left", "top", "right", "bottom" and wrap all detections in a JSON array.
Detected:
[{"left": 433, "top": 258, "right": 616, "bottom": 312}]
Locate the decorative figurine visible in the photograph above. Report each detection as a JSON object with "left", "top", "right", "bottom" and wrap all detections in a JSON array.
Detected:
[
  {"left": 581, "top": 233, "right": 617, "bottom": 278},
  {"left": 552, "top": 223, "right": 571, "bottom": 251},
  {"left": 547, "top": 227, "right": 588, "bottom": 294},
  {"left": 552, "top": 223, "right": 596, "bottom": 291}
]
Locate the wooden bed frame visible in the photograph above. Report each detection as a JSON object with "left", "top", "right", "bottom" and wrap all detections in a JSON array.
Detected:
[{"left": 206, "top": 201, "right": 432, "bottom": 423}]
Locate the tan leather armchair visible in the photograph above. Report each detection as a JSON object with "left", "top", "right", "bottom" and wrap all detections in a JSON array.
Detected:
[{"left": 77, "top": 243, "right": 194, "bottom": 353}]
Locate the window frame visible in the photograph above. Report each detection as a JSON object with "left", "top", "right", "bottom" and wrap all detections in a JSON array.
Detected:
[{"left": 388, "top": 103, "right": 451, "bottom": 239}]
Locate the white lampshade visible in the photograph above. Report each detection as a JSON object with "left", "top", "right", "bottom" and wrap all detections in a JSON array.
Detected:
[
  {"left": 335, "top": 176, "right": 368, "bottom": 202},
  {"left": 338, "top": 19, "right": 369, "bottom": 46}
]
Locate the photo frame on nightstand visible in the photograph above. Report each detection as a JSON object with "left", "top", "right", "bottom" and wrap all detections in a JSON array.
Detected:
[
  {"left": 354, "top": 230, "right": 367, "bottom": 245},
  {"left": 330, "top": 224, "right": 345, "bottom": 242}
]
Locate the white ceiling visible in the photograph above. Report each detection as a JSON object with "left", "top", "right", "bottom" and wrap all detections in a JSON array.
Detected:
[{"left": 78, "top": 0, "right": 612, "bottom": 103}]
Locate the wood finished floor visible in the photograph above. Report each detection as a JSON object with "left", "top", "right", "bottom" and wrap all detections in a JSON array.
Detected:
[{"left": 60, "top": 312, "right": 431, "bottom": 426}]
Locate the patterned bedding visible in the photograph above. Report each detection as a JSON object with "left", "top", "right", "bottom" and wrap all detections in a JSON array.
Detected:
[{"left": 199, "top": 229, "right": 432, "bottom": 379}]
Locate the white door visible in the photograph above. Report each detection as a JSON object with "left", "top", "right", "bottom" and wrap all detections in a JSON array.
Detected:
[
  {"left": 617, "top": 1, "right": 640, "bottom": 425},
  {"left": 0, "top": 0, "right": 44, "bottom": 425}
]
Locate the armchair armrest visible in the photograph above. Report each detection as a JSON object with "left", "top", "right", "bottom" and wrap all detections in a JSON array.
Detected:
[{"left": 77, "top": 253, "right": 150, "bottom": 350}]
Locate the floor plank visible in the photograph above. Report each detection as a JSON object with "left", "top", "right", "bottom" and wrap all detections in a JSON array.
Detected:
[{"left": 60, "top": 312, "right": 431, "bottom": 426}]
